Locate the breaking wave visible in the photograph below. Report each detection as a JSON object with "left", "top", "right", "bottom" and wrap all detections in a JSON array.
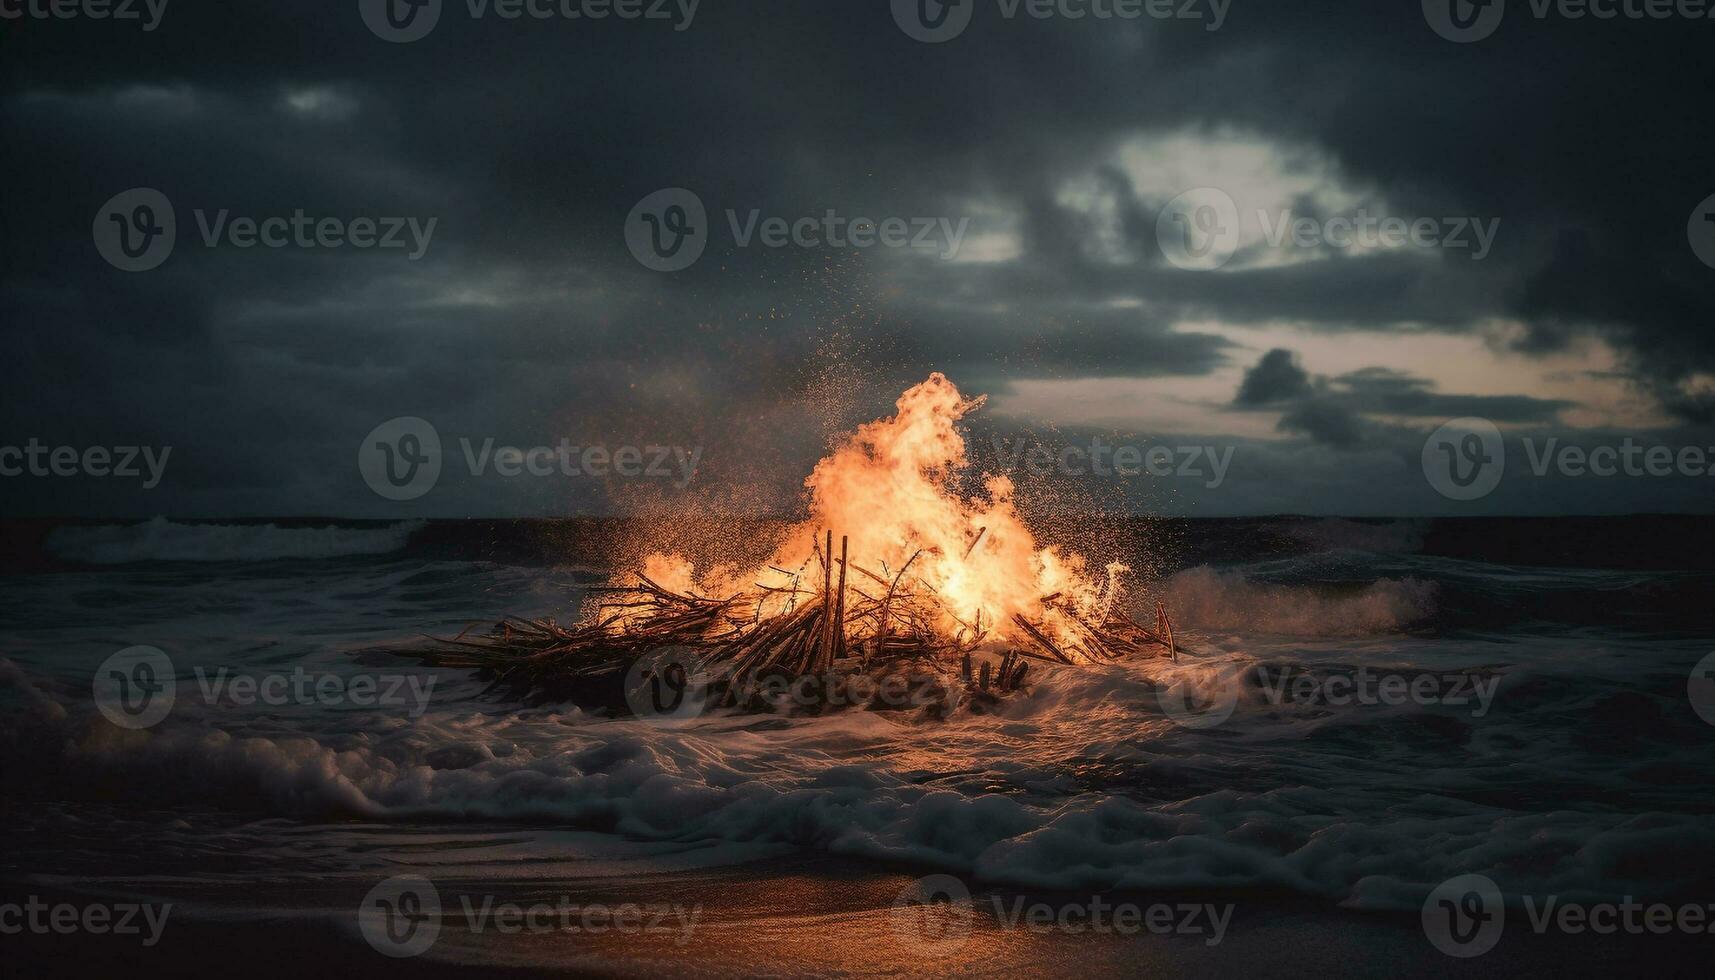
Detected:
[
  {"left": 1159, "top": 565, "right": 1436, "bottom": 635},
  {"left": 6, "top": 651, "right": 1712, "bottom": 913}
]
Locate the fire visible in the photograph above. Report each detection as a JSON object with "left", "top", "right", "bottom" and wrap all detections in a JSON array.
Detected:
[{"left": 633, "top": 373, "right": 1126, "bottom": 654}]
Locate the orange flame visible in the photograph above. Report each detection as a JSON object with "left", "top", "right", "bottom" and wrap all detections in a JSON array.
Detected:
[{"left": 634, "top": 373, "right": 1124, "bottom": 651}]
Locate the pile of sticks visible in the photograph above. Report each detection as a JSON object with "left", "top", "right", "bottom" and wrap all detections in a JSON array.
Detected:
[{"left": 427, "top": 530, "right": 1187, "bottom": 712}]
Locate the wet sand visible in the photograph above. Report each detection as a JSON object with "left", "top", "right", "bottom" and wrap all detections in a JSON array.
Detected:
[{"left": 6, "top": 852, "right": 1710, "bottom": 978}]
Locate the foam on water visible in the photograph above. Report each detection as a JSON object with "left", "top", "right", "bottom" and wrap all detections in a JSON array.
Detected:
[
  {"left": 4, "top": 531, "right": 1713, "bottom": 914},
  {"left": 1160, "top": 565, "right": 1436, "bottom": 635}
]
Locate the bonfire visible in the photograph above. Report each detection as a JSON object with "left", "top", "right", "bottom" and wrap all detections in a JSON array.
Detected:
[{"left": 433, "top": 374, "right": 1187, "bottom": 713}]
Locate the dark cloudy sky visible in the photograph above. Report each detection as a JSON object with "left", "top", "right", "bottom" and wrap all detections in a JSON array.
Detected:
[{"left": 3, "top": 0, "right": 1714, "bottom": 519}]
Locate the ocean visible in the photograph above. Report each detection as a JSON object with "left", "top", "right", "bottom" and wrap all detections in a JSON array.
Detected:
[{"left": 3, "top": 515, "right": 1713, "bottom": 976}]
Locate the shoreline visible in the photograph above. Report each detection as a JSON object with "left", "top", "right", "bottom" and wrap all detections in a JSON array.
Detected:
[{"left": 7, "top": 853, "right": 1711, "bottom": 979}]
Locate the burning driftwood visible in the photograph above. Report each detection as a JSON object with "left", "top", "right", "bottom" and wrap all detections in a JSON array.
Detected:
[
  {"left": 427, "top": 373, "right": 1193, "bottom": 716},
  {"left": 429, "top": 530, "right": 1187, "bottom": 714}
]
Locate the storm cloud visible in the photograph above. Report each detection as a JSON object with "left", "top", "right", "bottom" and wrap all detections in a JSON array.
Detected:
[{"left": 3, "top": 1, "right": 1713, "bottom": 517}]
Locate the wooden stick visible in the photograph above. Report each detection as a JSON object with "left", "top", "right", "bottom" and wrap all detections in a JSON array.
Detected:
[
  {"left": 834, "top": 535, "right": 849, "bottom": 662},
  {"left": 1011, "top": 614, "right": 1075, "bottom": 664},
  {"left": 963, "top": 526, "right": 987, "bottom": 560},
  {"left": 877, "top": 549, "right": 920, "bottom": 640},
  {"left": 1156, "top": 601, "right": 1177, "bottom": 663}
]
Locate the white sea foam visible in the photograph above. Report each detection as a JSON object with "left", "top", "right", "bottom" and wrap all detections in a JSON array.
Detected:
[
  {"left": 8, "top": 640, "right": 1709, "bottom": 912},
  {"left": 1159, "top": 565, "right": 1435, "bottom": 635},
  {"left": 5, "top": 541, "right": 1709, "bottom": 917}
]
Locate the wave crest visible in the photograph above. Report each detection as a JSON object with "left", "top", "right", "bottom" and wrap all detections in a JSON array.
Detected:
[{"left": 1160, "top": 565, "right": 1435, "bottom": 635}]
